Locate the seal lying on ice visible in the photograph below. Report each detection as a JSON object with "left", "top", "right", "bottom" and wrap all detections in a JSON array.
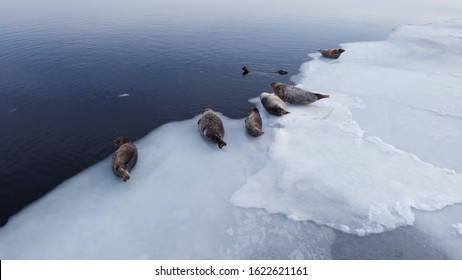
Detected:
[
  {"left": 245, "top": 107, "right": 264, "bottom": 136},
  {"left": 260, "top": 92, "right": 290, "bottom": 116},
  {"left": 112, "top": 136, "right": 138, "bottom": 182},
  {"left": 270, "top": 82, "right": 329, "bottom": 105},
  {"left": 318, "top": 48, "right": 345, "bottom": 59},
  {"left": 198, "top": 108, "right": 227, "bottom": 149}
]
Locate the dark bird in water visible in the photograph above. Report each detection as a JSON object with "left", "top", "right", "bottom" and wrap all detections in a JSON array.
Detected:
[
  {"left": 112, "top": 136, "right": 138, "bottom": 182},
  {"left": 198, "top": 108, "right": 227, "bottom": 149},
  {"left": 318, "top": 48, "right": 345, "bottom": 59},
  {"left": 242, "top": 66, "right": 250, "bottom": 76}
]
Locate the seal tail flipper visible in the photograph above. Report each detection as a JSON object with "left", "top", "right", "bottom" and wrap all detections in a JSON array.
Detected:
[
  {"left": 214, "top": 135, "right": 227, "bottom": 149},
  {"left": 118, "top": 167, "right": 130, "bottom": 182},
  {"left": 315, "top": 93, "right": 330, "bottom": 100}
]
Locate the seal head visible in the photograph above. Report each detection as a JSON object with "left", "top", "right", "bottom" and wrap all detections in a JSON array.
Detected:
[
  {"left": 112, "top": 136, "right": 138, "bottom": 182},
  {"left": 198, "top": 108, "right": 227, "bottom": 149},
  {"left": 245, "top": 107, "right": 264, "bottom": 136},
  {"left": 270, "top": 82, "right": 329, "bottom": 105}
]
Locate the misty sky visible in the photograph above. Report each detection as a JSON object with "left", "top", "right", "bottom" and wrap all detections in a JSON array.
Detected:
[{"left": 1, "top": 0, "right": 462, "bottom": 25}]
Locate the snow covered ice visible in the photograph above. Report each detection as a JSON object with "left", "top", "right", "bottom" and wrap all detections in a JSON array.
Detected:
[{"left": 1, "top": 20, "right": 462, "bottom": 259}]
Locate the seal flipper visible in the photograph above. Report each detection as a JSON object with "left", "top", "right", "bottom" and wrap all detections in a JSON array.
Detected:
[
  {"left": 213, "top": 135, "right": 227, "bottom": 149},
  {"left": 252, "top": 127, "right": 264, "bottom": 136},
  {"left": 315, "top": 93, "right": 330, "bottom": 100},
  {"left": 280, "top": 109, "right": 290, "bottom": 115},
  {"left": 117, "top": 166, "right": 131, "bottom": 182}
]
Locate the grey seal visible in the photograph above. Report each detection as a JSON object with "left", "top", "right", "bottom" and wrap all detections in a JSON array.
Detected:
[
  {"left": 198, "top": 108, "right": 227, "bottom": 149},
  {"left": 245, "top": 107, "right": 264, "bottom": 136},
  {"left": 318, "top": 48, "right": 345, "bottom": 59},
  {"left": 241, "top": 66, "right": 287, "bottom": 76},
  {"left": 260, "top": 92, "right": 290, "bottom": 116},
  {"left": 270, "top": 82, "right": 329, "bottom": 105},
  {"left": 112, "top": 136, "right": 138, "bottom": 182},
  {"left": 270, "top": 70, "right": 288, "bottom": 75}
]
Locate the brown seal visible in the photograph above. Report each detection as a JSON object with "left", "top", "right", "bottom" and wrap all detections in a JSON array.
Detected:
[
  {"left": 112, "top": 136, "right": 138, "bottom": 182},
  {"left": 260, "top": 92, "right": 290, "bottom": 116},
  {"left": 198, "top": 108, "right": 227, "bottom": 149},
  {"left": 270, "top": 82, "right": 329, "bottom": 105},
  {"left": 318, "top": 48, "right": 345, "bottom": 59},
  {"left": 245, "top": 107, "right": 264, "bottom": 136}
]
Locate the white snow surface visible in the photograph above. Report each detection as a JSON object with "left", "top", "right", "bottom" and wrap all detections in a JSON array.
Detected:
[
  {"left": 454, "top": 224, "right": 462, "bottom": 235},
  {"left": 1, "top": 20, "right": 462, "bottom": 259}
]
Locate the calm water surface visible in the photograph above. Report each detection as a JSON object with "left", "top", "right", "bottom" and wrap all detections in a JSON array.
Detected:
[{"left": 1, "top": 1, "right": 461, "bottom": 259}]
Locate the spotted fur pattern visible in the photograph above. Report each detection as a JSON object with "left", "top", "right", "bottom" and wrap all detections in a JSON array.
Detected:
[
  {"left": 245, "top": 107, "right": 264, "bottom": 136},
  {"left": 318, "top": 48, "right": 345, "bottom": 59},
  {"left": 198, "top": 108, "right": 227, "bottom": 149},
  {"left": 112, "top": 136, "right": 138, "bottom": 182},
  {"left": 271, "top": 82, "right": 329, "bottom": 105},
  {"left": 260, "top": 92, "right": 290, "bottom": 116}
]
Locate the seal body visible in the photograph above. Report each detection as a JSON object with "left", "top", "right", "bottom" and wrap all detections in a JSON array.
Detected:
[
  {"left": 112, "top": 136, "right": 138, "bottom": 182},
  {"left": 260, "top": 92, "right": 290, "bottom": 116},
  {"left": 270, "top": 82, "right": 329, "bottom": 105},
  {"left": 318, "top": 48, "right": 345, "bottom": 59},
  {"left": 245, "top": 107, "right": 264, "bottom": 136},
  {"left": 274, "top": 70, "right": 288, "bottom": 75},
  {"left": 198, "top": 108, "right": 227, "bottom": 149}
]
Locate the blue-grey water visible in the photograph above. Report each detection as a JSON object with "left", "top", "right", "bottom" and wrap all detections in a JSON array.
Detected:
[{"left": 1, "top": 0, "right": 461, "bottom": 259}]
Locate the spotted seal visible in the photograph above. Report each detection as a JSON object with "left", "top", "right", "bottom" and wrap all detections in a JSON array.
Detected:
[
  {"left": 260, "top": 92, "right": 290, "bottom": 116},
  {"left": 112, "top": 136, "right": 138, "bottom": 182},
  {"left": 270, "top": 82, "right": 329, "bottom": 105},
  {"left": 245, "top": 107, "right": 264, "bottom": 136},
  {"left": 198, "top": 108, "right": 227, "bottom": 149},
  {"left": 318, "top": 48, "right": 345, "bottom": 59}
]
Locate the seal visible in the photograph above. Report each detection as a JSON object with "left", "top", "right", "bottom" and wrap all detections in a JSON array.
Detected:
[
  {"left": 260, "top": 92, "right": 290, "bottom": 116},
  {"left": 245, "top": 107, "right": 264, "bottom": 136},
  {"left": 271, "top": 70, "right": 288, "bottom": 75},
  {"left": 318, "top": 48, "right": 345, "bottom": 59},
  {"left": 198, "top": 108, "right": 227, "bottom": 149},
  {"left": 112, "top": 136, "right": 138, "bottom": 182},
  {"left": 270, "top": 82, "right": 329, "bottom": 105}
]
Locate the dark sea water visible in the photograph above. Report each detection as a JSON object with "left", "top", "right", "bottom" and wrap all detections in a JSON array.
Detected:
[{"left": 1, "top": 0, "right": 461, "bottom": 259}]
